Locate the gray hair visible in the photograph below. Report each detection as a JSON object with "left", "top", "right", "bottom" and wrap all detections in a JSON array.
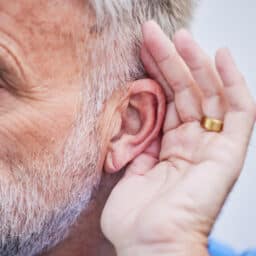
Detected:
[
  {"left": 87, "top": 0, "right": 195, "bottom": 111},
  {"left": 0, "top": 2, "right": 196, "bottom": 255}
]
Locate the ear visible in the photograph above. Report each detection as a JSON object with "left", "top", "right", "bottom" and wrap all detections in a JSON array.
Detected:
[{"left": 104, "top": 79, "right": 166, "bottom": 173}]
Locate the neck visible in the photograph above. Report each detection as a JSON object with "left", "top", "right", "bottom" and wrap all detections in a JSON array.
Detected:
[{"left": 42, "top": 171, "right": 124, "bottom": 256}]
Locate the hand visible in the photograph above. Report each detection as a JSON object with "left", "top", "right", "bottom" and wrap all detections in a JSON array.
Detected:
[{"left": 101, "top": 21, "right": 256, "bottom": 256}]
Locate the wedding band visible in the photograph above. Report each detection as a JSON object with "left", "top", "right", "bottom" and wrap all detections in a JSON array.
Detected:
[{"left": 201, "top": 116, "right": 224, "bottom": 133}]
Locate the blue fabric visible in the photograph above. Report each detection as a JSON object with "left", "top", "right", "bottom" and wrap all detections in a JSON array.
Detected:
[
  {"left": 241, "top": 252, "right": 256, "bottom": 256},
  {"left": 208, "top": 239, "right": 237, "bottom": 256},
  {"left": 208, "top": 239, "right": 256, "bottom": 256}
]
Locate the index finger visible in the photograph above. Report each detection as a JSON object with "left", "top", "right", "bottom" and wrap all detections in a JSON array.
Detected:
[
  {"left": 142, "top": 21, "right": 193, "bottom": 93},
  {"left": 142, "top": 21, "right": 202, "bottom": 122}
]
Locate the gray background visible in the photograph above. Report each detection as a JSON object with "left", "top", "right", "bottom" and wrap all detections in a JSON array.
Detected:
[{"left": 191, "top": 0, "right": 256, "bottom": 250}]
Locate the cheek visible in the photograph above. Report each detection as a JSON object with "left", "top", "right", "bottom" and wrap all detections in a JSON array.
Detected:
[
  {"left": 0, "top": 95, "right": 77, "bottom": 165},
  {"left": 0, "top": 98, "right": 101, "bottom": 243}
]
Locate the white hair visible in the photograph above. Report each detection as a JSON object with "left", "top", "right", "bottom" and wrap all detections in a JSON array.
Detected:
[{"left": 87, "top": 0, "right": 195, "bottom": 111}]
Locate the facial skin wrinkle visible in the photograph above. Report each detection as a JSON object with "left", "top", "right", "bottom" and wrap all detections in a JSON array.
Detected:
[
  {"left": 0, "top": 41, "right": 26, "bottom": 84},
  {"left": 0, "top": 11, "right": 26, "bottom": 82}
]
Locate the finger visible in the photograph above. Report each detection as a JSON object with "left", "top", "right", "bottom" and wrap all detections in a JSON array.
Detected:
[
  {"left": 163, "top": 101, "right": 181, "bottom": 133},
  {"left": 215, "top": 48, "right": 256, "bottom": 141},
  {"left": 141, "top": 44, "right": 180, "bottom": 130},
  {"left": 141, "top": 43, "right": 174, "bottom": 102},
  {"left": 142, "top": 20, "right": 202, "bottom": 122},
  {"left": 174, "top": 29, "right": 225, "bottom": 120}
]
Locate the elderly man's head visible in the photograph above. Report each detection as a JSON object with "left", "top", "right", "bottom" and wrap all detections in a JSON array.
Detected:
[{"left": 0, "top": 1, "right": 194, "bottom": 255}]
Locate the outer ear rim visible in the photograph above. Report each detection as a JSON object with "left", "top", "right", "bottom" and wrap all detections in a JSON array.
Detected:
[{"left": 104, "top": 79, "right": 166, "bottom": 173}]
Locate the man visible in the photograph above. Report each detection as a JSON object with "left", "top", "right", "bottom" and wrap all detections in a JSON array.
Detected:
[{"left": 0, "top": 1, "right": 255, "bottom": 256}]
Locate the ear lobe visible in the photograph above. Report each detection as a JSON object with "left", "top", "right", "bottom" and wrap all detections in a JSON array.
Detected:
[{"left": 104, "top": 79, "right": 166, "bottom": 173}]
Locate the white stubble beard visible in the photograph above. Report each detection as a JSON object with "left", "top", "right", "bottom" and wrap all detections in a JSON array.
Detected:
[{"left": 0, "top": 98, "right": 102, "bottom": 256}]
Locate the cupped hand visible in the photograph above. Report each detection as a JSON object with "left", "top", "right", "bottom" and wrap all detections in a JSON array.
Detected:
[{"left": 101, "top": 21, "right": 256, "bottom": 256}]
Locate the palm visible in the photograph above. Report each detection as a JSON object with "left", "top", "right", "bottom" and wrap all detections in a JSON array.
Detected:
[
  {"left": 101, "top": 22, "right": 255, "bottom": 252},
  {"left": 101, "top": 121, "right": 243, "bottom": 248}
]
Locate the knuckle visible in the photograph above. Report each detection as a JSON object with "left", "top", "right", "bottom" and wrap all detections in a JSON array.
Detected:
[
  {"left": 171, "top": 79, "right": 184, "bottom": 91},
  {"left": 157, "top": 52, "right": 171, "bottom": 65},
  {"left": 171, "top": 78, "right": 193, "bottom": 92},
  {"left": 157, "top": 48, "right": 176, "bottom": 65}
]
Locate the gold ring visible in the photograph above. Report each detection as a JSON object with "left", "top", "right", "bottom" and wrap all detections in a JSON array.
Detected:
[{"left": 201, "top": 116, "right": 224, "bottom": 133}]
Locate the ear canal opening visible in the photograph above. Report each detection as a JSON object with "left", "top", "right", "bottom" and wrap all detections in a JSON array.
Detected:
[
  {"left": 131, "top": 92, "right": 158, "bottom": 145},
  {"left": 121, "top": 103, "right": 142, "bottom": 136}
]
